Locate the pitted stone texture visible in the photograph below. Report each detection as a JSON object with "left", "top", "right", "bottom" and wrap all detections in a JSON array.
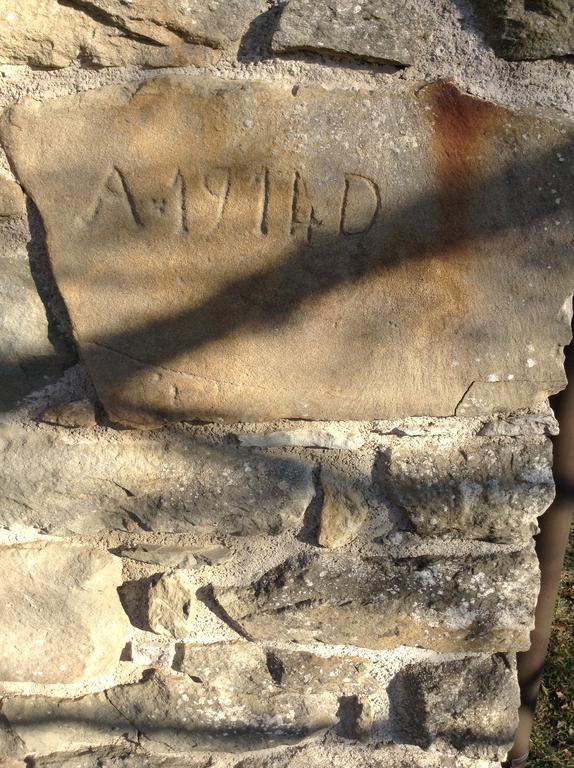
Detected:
[
  {"left": 272, "top": 0, "right": 429, "bottom": 65},
  {"left": 40, "top": 399, "right": 97, "bottom": 428},
  {"left": 0, "top": 542, "right": 128, "bottom": 683},
  {"left": 28, "top": 745, "right": 502, "bottom": 768},
  {"left": 2, "top": 650, "right": 516, "bottom": 760},
  {"left": 377, "top": 434, "right": 554, "bottom": 543},
  {"left": 2, "top": 77, "right": 572, "bottom": 425},
  {"left": 0, "top": 0, "right": 261, "bottom": 68},
  {"left": 0, "top": 425, "right": 314, "bottom": 536},
  {"left": 389, "top": 655, "right": 519, "bottom": 761},
  {"left": 317, "top": 469, "right": 369, "bottom": 547},
  {"left": 471, "top": 0, "right": 574, "bottom": 60},
  {"left": 214, "top": 548, "right": 539, "bottom": 652}
]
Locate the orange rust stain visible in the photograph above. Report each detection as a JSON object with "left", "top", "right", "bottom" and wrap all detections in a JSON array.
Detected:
[{"left": 416, "top": 81, "right": 505, "bottom": 332}]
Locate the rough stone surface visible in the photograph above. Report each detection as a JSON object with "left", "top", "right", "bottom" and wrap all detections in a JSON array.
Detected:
[
  {"left": 472, "top": 0, "right": 574, "bottom": 60},
  {"left": 0, "top": 542, "right": 129, "bottom": 683},
  {"left": 272, "top": 0, "right": 430, "bottom": 65},
  {"left": 115, "top": 544, "right": 230, "bottom": 569},
  {"left": 40, "top": 399, "right": 97, "bottom": 428},
  {"left": 389, "top": 655, "right": 519, "bottom": 760},
  {"left": 213, "top": 548, "right": 539, "bottom": 652},
  {"left": 2, "top": 77, "right": 572, "bottom": 425},
  {"left": 377, "top": 434, "right": 555, "bottom": 543},
  {"left": 238, "top": 425, "right": 365, "bottom": 449},
  {"left": 316, "top": 469, "right": 369, "bottom": 547},
  {"left": 0, "top": 177, "right": 25, "bottom": 219},
  {"left": 27, "top": 745, "right": 502, "bottom": 768},
  {"left": 0, "top": 424, "right": 314, "bottom": 536},
  {"left": 0, "top": 0, "right": 262, "bottom": 69},
  {"left": 148, "top": 569, "right": 241, "bottom": 641},
  {"left": 1, "top": 651, "right": 517, "bottom": 759},
  {"left": 0, "top": 208, "right": 72, "bottom": 411}
]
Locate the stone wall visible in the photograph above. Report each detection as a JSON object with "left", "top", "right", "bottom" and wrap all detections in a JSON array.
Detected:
[{"left": 0, "top": 2, "right": 572, "bottom": 767}]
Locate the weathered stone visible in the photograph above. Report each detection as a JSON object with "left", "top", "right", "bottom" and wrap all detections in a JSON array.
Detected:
[
  {"left": 1, "top": 689, "right": 135, "bottom": 756},
  {"left": 128, "top": 636, "right": 176, "bottom": 668},
  {"left": 388, "top": 655, "right": 519, "bottom": 760},
  {"left": 0, "top": 252, "right": 68, "bottom": 412},
  {"left": 316, "top": 469, "right": 368, "bottom": 547},
  {"left": 148, "top": 569, "right": 241, "bottom": 642},
  {"left": 377, "top": 435, "right": 555, "bottom": 543},
  {"left": 2, "top": 648, "right": 515, "bottom": 759},
  {"left": 31, "top": 751, "right": 210, "bottom": 768},
  {"left": 272, "top": 0, "right": 429, "bottom": 65},
  {"left": 29, "top": 746, "right": 502, "bottom": 768},
  {"left": 2, "top": 77, "right": 572, "bottom": 425},
  {"left": 0, "top": 424, "right": 314, "bottom": 536},
  {"left": 69, "top": 0, "right": 263, "bottom": 48},
  {"left": 238, "top": 425, "right": 365, "bottom": 449},
  {"left": 40, "top": 399, "right": 97, "bottom": 428},
  {"left": 478, "top": 411, "right": 559, "bottom": 437},
  {"left": 0, "top": 542, "right": 129, "bottom": 683},
  {"left": 214, "top": 548, "right": 539, "bottom": 652},
  {"left": 116, "top": 544, "right": 231, "bottom": 569},
  {"left": 0, "top": 177, "right": 25, "bottom": 219},
  {"left": 472, "top": 0, "right": 574, "bottom": 60},
  {"left": 0, "top": 0, "right": 260, "bottom": 68}
]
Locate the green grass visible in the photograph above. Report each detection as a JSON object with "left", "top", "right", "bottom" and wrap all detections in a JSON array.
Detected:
[{"left": 529, "top": 526, "right": 574, "bottom": 767}]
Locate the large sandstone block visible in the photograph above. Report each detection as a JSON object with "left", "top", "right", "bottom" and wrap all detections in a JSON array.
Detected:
[
  {"left": 0, "top": 542, "right": 129, "bottom": 683},
  {"left": 0, "top": 424, "right": 314, "bottom": 536},
  {"left": 471, "top": 0, "right": 574, "bottom": 60},
  {"left": 213, "top": 548, "right": 539, "bottom": 652},
  {"left": 1, "top": 77, "right": 572, "bottom": 426},
  {"left": 377, "top": 434, "right": 555, "bottom": 543},
  {"left": 1, "top": 649, "right": 517, "bottom": 760},
  {"left": 0, "top": 0, "right": 261, "bottom": 68}
]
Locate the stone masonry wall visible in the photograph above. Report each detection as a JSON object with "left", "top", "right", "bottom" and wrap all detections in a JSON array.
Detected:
[{"left": 0, "top": 2, "right": 573, "bottom": 767}]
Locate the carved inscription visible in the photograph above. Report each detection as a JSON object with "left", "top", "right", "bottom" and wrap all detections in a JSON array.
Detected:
[{"left": 89, "top": 166, "right": 382, "bottom": 240}]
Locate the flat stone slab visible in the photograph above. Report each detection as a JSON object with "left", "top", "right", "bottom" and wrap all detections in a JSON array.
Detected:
[
  {"left": 0, "top": 424, "right": 314, "bottom": 537},
  {"left": 0, "top": 543, "right": 129, "bottom": 684},
  {"left": 272, "top": 0, "right": 429, "bottom": 65},
  {"left": 2, "top": 649, "right": 516, "bottom": 760},
  {"left": 213, "top": 548, "right": 539, "bottom": 652},
  {"left": 2, "top": 77, "right": 572, "bottom": 425}
]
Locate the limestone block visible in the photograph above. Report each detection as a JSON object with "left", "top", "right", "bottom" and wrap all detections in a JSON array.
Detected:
[
  {"left": 1, "top": 78, "right": 572, "bottom": 425},
  {"left": 1, "top": 691, "right": 135, "bottom": 757},
  {"left": 0, "top": 424, "right": 314, "bottom": 536},
  {"left": 0, "top": 256, "right": 62, "bottom": 410},
  {"left": 316, "top": 469, "right": 369, "bottom": 547},
  {"left": 389, "top": 655, "right": 519, "bottom": 761},
  {"left": 377, "top": 435, "right": 555, "bottom": 543},
  {"left": 0, "top": 543, "right": 129, "bottom": 684},
  {"left": 40, "top": 399, "right": 97, "bottom": 428},
  {"left": 272, "top": 0, "right": 430, "bottom": 65},
  {"left": 0, "top": 177, "right": 25, "bottom": 219},
  {"left": 28, "top": 746, "right": 502, "bottom": 768},
  {"left": 238, "top": 424, "right": 365, "bottom": 449},
  {"left": 213, "top": 548, "right": 539, "bottom": 652},
  {"left": 116, "top": 544, "right": 231, "bottom": 569},
  {"left": 0, "top": 0, "right": 261, "bottom": 68},
  {"left": 471, "top": 0, "right": 574, "bottom": 60},
  {"left": 148, "top": 569, "right": 241, "bottom": 642},
  {"left": 2, "top": 651, "right": 517, "bottom": 760}
]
